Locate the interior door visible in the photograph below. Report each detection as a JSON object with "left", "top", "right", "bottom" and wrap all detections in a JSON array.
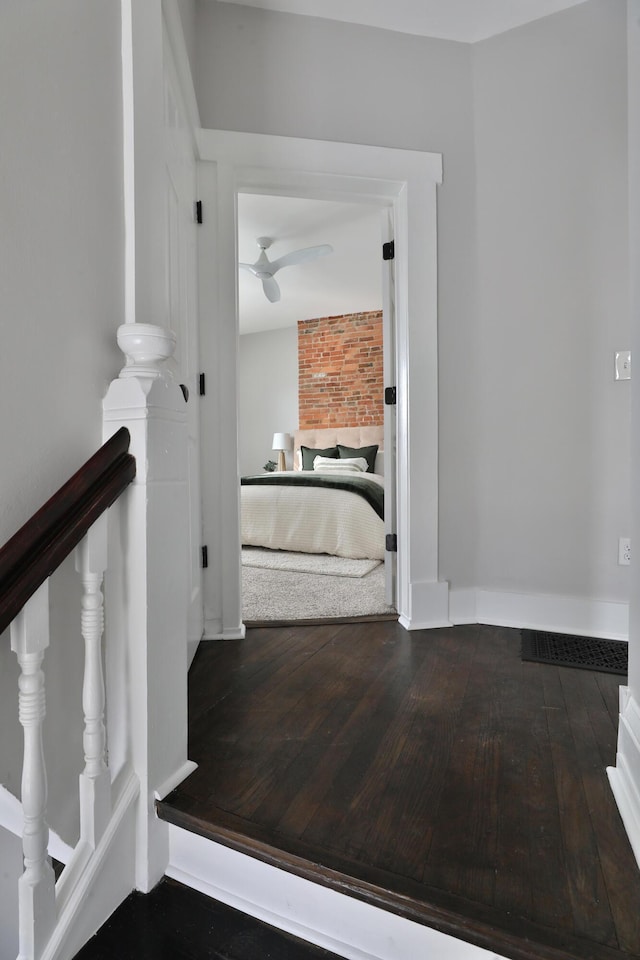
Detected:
[
  {"left": 162, "top": 27, "right": 203, "bottom": 651},
  {"left": 381, "top": 207, "right": 397, "bottom": 608}
]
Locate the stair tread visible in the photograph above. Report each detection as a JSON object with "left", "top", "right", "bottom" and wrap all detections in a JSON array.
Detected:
[{"left": 73, "top": 877, "right": 343, "bottom": 959}]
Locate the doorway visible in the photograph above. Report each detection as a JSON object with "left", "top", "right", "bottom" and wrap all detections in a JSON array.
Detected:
[
  {"left": 196, "top": 130, "right": 445, "bottom": 639},
  {"left": 236, "top": 192, "right": 393, "bottom": 623}
]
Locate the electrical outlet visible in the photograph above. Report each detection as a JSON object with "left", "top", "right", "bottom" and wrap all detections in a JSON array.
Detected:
[
  {"left": 619, "top": 537, "right": 631, "bottom": 565},
  {"left": 615, "top": 351, "right": 632, "bottom": 380}
]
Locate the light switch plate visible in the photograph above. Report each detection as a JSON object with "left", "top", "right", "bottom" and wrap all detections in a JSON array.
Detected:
[{"left": 615, "top": 350, "right": 631, "bottom": 380}]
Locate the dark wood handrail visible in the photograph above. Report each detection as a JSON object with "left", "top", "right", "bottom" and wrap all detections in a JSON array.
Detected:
[{"left": 0, "top": 427, "right": 136, "bottom": 636}]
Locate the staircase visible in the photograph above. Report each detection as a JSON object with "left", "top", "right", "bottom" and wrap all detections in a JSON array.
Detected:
[{"left": 0, "top": 327, "right": 195, "bottom": 960}]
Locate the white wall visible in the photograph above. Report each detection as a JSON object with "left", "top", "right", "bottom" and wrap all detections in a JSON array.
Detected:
[
  {"left": 628, "top": 0, "right": 640, "bottom": 691},
  {"left": 238, "top": 327, "right": 299, "bottom": 474},
  {"left": 194, "top": 0, "right": 479, "bottom": 588},
  {"left": 474, "top": 0, "right": 629, "bottom": 604},
  {"left": 0, "top": 1, "right": 124, "bottom": 843},
  {"left": 177, "top": 0, "right": 198, "bottom": 72},
  {"left": 194, "top": 0, "right": 629, "bottom": 618}
]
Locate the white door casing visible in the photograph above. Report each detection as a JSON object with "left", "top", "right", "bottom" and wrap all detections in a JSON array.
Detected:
[
  {"left": 162, "top": 20, "right": 203, "bottom": 652},
  {"left": 196, "top": 130, "right": 448, "bottom": 634},
  {"left": 381, "top": 207, "right": 398, "bottom": 608}
]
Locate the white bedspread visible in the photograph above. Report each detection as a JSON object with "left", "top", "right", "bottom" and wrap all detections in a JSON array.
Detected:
[{"left": 241, "top": 471, "right": 385, "bottom": 560}]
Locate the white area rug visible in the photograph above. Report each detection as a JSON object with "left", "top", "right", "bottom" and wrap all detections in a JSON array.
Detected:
[
  {"left": 242, "top": 547, "right": 381, "bottom": 578},
  {"left": 242, "top": 559, "right": 395, "bottom": 622}
]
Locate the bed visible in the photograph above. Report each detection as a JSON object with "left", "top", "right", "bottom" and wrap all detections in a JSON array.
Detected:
[{"left": 240, "top": 426, "right": 385, "bottom": 560}]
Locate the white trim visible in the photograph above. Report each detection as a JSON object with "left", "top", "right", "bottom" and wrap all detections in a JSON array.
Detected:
[
  {"left": 196, "top": 129, "right": 443, "bottom": 183},
  {"left": 167, "top": 825, "right": 505, "bottom": 960},
  {"left": 154, "top": 761, "right": 198, "bottom": 802},
  {"left": 203, "top": 621, "right": 247, "bottom": 641},
  {"left": 608, "top": 688, "right": 640, "bottom": 869},
  {"left": 448, "top": 588, "right": 478, "bottom": 625},
  {"left": 399, "top": 580, "right": 451, "bottom": 631},
  {"left": 448, "top": 587, "right": 629, "bottom": 640},
  {"left": 120, "top": 0, "right": 135, "bottom": 325},
  {"left": 196, "top": 129, "right": 444, "bottom": 631}
]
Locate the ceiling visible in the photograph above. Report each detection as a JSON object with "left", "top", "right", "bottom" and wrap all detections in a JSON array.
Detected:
[
  {"left": 238, "top": 194, "right": 383, "bottom": 335},
  {"left": 218, "top": 0, "right": 589, "bottom": 44}
]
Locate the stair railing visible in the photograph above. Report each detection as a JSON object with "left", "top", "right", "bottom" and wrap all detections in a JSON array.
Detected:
[{"left": 0, "top": 428, "right": 135, "bottom": 960}]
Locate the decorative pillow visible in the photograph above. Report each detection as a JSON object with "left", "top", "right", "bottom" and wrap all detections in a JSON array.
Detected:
[
  {"left": 300, "top": 445, "right": 338, "bottom": 470},
  {"left": 313, "top": 456, "right": 368, "bottom": 473},
  {"left": 337, "top": 444, "right": 379, "bottom": 474}
]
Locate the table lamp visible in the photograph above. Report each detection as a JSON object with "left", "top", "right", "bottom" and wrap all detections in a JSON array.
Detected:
[{"left": 272, "top": 432, "right": 292, "bottom": 471}]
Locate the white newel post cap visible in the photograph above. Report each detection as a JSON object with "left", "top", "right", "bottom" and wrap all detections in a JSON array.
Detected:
[{"left": 117, "top": 323, "right": 177, "bottom": 378}]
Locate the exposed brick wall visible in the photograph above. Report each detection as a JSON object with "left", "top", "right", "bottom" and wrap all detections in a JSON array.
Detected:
[{"left": 298, "top": 311, "right": 384, "bottom": 429}]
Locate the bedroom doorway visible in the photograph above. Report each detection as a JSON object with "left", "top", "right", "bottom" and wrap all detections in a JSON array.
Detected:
[
  {"left": 196, "top": 130, "right": 443, "bottom": 639},
  {"left": 236, "top": 192, "right": 395, "bottom": 624}
]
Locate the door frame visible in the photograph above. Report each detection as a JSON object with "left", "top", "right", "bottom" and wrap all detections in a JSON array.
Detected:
[{"left": 196, "top": 129, "right": 448, "bottom": 636}]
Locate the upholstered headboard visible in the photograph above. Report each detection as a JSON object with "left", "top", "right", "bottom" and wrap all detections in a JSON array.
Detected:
[{"left": 293, "top": 425, "right": 384, "bottom": 474}]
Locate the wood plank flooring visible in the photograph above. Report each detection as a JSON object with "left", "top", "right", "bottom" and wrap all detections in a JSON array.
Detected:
[
  {"left": 158, "top": 622, "right": 640, "bottom": 960},
  {"left": 73, "top": 877, "right": 344, "bottom": 959}
]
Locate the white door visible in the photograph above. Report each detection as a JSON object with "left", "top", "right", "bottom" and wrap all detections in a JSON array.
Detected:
[
  {"left": 381, "top": 208, "right": 397, "bottom": 608},
  {"left": 163, "top": 28, "right": 203, "bottom": 650}
]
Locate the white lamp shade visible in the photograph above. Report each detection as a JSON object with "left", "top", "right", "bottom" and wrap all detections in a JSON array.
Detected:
[{"left": 272, "top": 432, "right": 292, "bottom": 451}]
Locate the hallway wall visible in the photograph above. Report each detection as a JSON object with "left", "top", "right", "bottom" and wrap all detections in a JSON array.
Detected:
[
  {"left": 193, "top": 0, "right": 629, "bottom": 615},
  {"left": 0, "top": 0, "right": 124, "bottom": 843}
]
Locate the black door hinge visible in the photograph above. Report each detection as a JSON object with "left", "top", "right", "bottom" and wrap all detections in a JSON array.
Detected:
[
  {"left": 201, "top": 545, "right": 209, "bottom": 569},
  {"left": 386, "top": 534, "right": 398, "bottom": 553},
  {"left": 199, "top": 373, "right": 206, "bottom": 396},
  {"left": 382, "top": 240, "right": 395, "bottom": 261},
  {"left": 195, "top": 200, "right": 203, "bottom": 224},
  {"left": 384, "top": 386, "right": 396, "bottom": 405}
]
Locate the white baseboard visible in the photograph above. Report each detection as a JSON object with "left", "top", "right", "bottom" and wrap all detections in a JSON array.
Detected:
[
  {"left": 608, "top": 688, "right": 640, "bottom": 871},
  {"left": 167, "top": 825, "right": 504, "bottom": 960},
  {"left": 400, "top": 580, "right": 451, "bottom": 631},
  {"left": 448, "top": 588, "right": 629, "bottom": 641},
  {"left": 203, "top": 619, "right": 246, "bottom": 641},
  {"left": 154, "top": 760, "right": 198, "bottom": 801},
  {"left": 448, "top": 588, "right": 478, "bottom": 625}
]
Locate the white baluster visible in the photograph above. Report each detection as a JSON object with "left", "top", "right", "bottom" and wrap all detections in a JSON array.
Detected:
[
  {"left": 10, "top": 581, "right": 56, "bottom": 960},
  {"left": 75, "top": 514, "right": 111, "bottom": 848}
]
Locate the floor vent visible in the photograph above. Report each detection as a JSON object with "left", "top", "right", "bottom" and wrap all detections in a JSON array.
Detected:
[{"left": 521, "top": 629, "right": 628, "bottom": 675}]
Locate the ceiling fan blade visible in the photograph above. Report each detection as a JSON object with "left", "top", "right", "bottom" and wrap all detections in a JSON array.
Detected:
[
  {"left": 239, "top": 262, "right": 258, "bottom": 275},
  {"left": 262, "top": 276, "right": 281, "bottom": 302},
  {"left": 271, "top": 243, "right": 333, "bottom": 274}
]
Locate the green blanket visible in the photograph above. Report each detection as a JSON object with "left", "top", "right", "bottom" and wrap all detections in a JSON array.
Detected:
[{"left": 241, "top": 472, "right": 384, "bottom": 521}]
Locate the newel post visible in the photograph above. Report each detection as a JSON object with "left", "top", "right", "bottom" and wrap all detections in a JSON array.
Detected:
[{"left": 102, "top": 324, "right": 195, "bottom": 892}]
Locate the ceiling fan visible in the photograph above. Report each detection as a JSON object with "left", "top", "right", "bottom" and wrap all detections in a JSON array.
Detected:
[{"left": 239, "top": 236, "right": 333, "bottom": 303}]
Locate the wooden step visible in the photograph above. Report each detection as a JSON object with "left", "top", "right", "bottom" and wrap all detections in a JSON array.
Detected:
[
  {"left": 72, "top": 876, "right": 343, "bottom": 959},
  {"left": 159, "top": 802, "right": 640, "bottom": 960}
]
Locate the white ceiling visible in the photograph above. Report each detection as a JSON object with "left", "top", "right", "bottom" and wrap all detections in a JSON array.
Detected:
[
  {"left": 238, "top": 194, "right": 383, "bottom": 335},
  {"left": 218, "top": 0, "right": 589, "bottom": 44}
]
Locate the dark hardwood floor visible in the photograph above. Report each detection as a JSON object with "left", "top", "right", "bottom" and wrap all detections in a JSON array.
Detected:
[
  {"left": 73, "top": 876, "right": 343, "bottom": 959},
  {"left": 158, "top": 622, "right": 640, "bottom": 960}
]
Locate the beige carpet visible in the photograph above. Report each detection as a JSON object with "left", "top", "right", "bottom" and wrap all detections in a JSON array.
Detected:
[
  {"left": 242, "top": 547, "right": 381, "bottom": 578},
  {"left": 242, "top": 552, "right": 395, "bottom": 622}
]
